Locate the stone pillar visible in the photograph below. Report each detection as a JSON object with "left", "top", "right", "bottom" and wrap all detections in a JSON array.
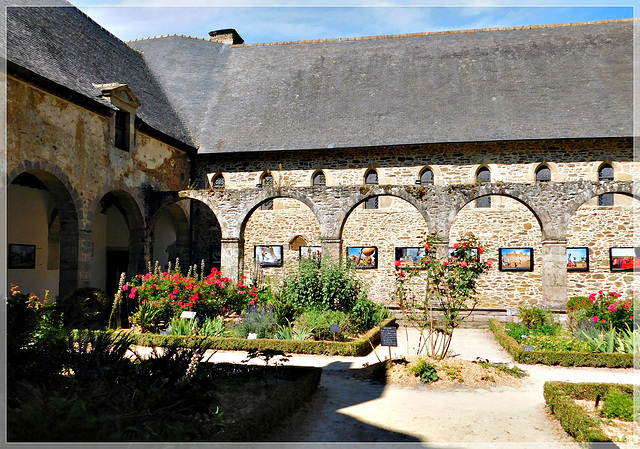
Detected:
[
  {"left": 321, "top": 237, "right": 342, "bottom": 264},
  {"left": 221, "top": 237, "right": 243, "bottom": 281},
  {"left": 541, "top": 240, "right": 567, "bottom": 310},
  {"left": 75, "top": 228, "right": 93, "bottom": 291}
]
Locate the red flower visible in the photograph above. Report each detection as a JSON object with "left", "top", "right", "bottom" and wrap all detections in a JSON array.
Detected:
[
  {"left": 394, "top": 260, "right": 402, "bottom": 267},
  {"left": 463, "top": 242, "right": 469, "bottom": 247},
  {"left": 423, "top": 243, "right": 430, "bottom": 250},
  {"left": 453, "top": 243, "right": 459, "bottom": 250},
  {"left": 478, "top": 247, "right": 485, "bottom": 254},
  {"left": 460, "top": 261, "right": 467, "bottom": 268},
  {"left": 443, "top": 260, "right": 449, "bottom": 266}
]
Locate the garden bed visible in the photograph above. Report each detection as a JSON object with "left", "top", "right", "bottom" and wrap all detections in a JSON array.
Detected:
[
  {"left": 488, "top": 319, "right": 634, "bottom": 368},
  {"left": 123, "top": 316, "right": 396, "bottom": 356},
  {"left": 543, "top": 381, "right": 636, "bottom": 446},
  {"left": 205, "top": 363, "right": 322, "bottom": 441}
]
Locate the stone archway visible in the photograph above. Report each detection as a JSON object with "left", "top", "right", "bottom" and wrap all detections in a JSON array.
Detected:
[
  {"left": 341, "top": 194, "right": 429, "bottom": 304},
  {"left": 148, "top": 200, "right": 191, "bottom": 271},
  {"left": 567, "top": 192, "right": 640, "bottom": 297},
  {"left": 8, "top": 169, "right": 80, "bottom": 298},
  {"left": 90, "top": 190, "right": 145, "bottom": 297},
  {"left": 450, "top": 194, "right": 543, "bottom": 310}
]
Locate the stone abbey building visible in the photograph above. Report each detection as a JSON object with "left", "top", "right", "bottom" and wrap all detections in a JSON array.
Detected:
[{"left": 6, "top": 5, "right": 637, "bottom": 320}]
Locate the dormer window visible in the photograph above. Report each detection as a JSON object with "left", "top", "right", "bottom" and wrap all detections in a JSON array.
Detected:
[{"left": 93, "top": 83, "right": 140, "bottom": 153}]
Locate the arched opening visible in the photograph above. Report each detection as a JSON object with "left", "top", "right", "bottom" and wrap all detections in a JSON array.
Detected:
[
  {"left": 211, "top": 174, "right": 225, "bottom": 189},
  {"left": 364, "top": 169, "right": 379, "bottom": 209},
  {"left": 189, "top": 199, "right": 223, "bottom": 272},
  {"left": 312, "top": 170, "right": 326, "bottom": 186},
  {"left": 242, "top": 196, "right": 321, "bottom": 285},
  {"left": 475, "top": 167, "right": 491, "bottom": 208},
  {"left": 342, "top": 194, "right": 429, "bottom": 304},
  {"left": 567, "top": 192, "right": 639, "bottom": 297},
  {"left": 535, "top": 164, "right": 551, "bottom": 183},
  {"left": 149, "top": 200, "right": 191, "bottom": 271},
  {"left": 261, "top": 172, "right": 275, "bottom": 210},
  {"left": 598, "top": 163, "right": 614, "bottom": 206},
  {"left": 419, "top": 167, "right": 434, "bottom": 185},
  {"left": 8, "top": 170, "right": 79, "bottom": 299},
  {"left": 450, "top": 194, "right": 542, "bottom": 309},
  {"left": 90, "top": 191, "right": 144, "bottom": 298}
]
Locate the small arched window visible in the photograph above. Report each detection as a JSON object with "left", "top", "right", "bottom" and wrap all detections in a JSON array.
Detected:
[
  {"left": 476, "top": 167, "right": 491, "bottom": 208},
  {"left": 313, "top": 171, "right": 326, "bottom": 186},
  {"left": 535, "top": 165, "right": 551, "bottom": 183},
  {"left": 364, "top": 169, "right": 378, "bottom": 209},
  {"left": 420, "top": 168, "right": 434, "bottom": 185},
  {"left": 261, "top": 172, "right": 274, "bottom": 210},
  {"left": 598, "top": 163, "right": 614, "bottom": 206},
  {"left": 212, "top": 174, "right": 225, "bottom": 189}
]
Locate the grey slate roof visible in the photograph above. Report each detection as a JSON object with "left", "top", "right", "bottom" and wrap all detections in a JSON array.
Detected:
[
  {"left": 7, "top": 5, "right": 195, "bottom": 150},
  {"left": 130, "top": 20, "right": 633, "bottom": 154}
]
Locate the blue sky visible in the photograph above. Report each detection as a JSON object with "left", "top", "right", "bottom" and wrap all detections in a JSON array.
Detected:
[{"left": 70, "top": 1, "right": 635, "bottom": 44}]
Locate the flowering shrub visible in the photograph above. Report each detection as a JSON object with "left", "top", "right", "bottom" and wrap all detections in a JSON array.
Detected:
[
  {"left": 393, "top": 232, "right": 491, "bottom": 359},
  {"left": 119, "top": 265, "right": 259, "bottom": 331},
  {"left": 587, "top": 290, "right": 637, "bottom": 332}
]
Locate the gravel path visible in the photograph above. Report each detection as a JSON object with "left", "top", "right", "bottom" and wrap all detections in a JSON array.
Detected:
[{"left": 226, "top": 327, "right": 636, "bottom": 448}]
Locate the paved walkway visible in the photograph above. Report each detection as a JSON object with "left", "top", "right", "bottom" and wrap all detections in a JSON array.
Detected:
[{"left": 200, "top": 327, "right": 636, "bottom": 448}]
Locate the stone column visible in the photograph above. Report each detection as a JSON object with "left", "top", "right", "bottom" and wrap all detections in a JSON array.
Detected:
[
  {"left": 320, "top": 237, "right": 342, "bottom": 264},
  {"left": 221, "top": 237, "right": 243, "bottom": 281},
  {"left": 75, "top": 228, "right": 93, "bottom": 291},
  {"left": 541, "top": 239, "right": 567, "bottom": 311}
]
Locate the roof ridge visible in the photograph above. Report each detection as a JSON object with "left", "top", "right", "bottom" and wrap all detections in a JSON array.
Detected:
[
  {"left": 237, "top": 18, "right": 634, "bottom": 47},
  {"left": 127, "top": 34, "right": 217, "bottom": 44}
]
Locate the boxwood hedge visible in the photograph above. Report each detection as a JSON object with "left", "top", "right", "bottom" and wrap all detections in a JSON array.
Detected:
[{"left": 488, "top": 319, "right": 633, "bottom": 368}]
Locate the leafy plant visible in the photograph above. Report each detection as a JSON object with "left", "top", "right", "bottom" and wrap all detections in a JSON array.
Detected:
[
  {"left": 524, "top": 334, "right": 589, "bottom": 352},
  {"left": 409, "top": 357, "right": 439, "bottom": 384},
  {"left": 129, "top": 300, "right": 164, "bottom": 333},
  {"left": 293, "top": 308, "right": 351, "bottom": 341},
  {"left": 168, "top": 316, "right": 198, "bottom": 336},
  {"left": 518, "top": 306, "right": 553, "bottom": 328},
  {"left": 443, "top": 363, "right": 463, "bottom": 382},
  {"left": 235, "top": 304, "right": 278, "bottom": 338},
  {"left": 349, "top": 298, "right": 390, "bottom": 334},
  {"left": 199, "top": 316, "right": 229, "bottom": 337},
  {"left": 601, "top": 390, "right": 633, "bottom": 421},
  {"left": 274, "top": 320, "right": 313, "bottom": 341}
]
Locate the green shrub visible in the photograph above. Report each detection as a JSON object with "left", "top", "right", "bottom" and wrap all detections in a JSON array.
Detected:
[
  {"left": 505, "top": 322, "right": 561, "bottom": 343},
  {"left": 348, "top": 298, "right": 390, "bottom": 334},
  {"left": 518, "top": 306, "right": 553, "bottom": 327},
  {"left": 525, "top": 334, "right": 590, "bottom": 352},
  {"left": 199, "top": 316, "right": 230, "bottom": 337},
  {"left": 279, "top": 258, "right": 367, "bottom": 314},
  {"left": 129, "top": 300, "right": 164, "bottom": 333},
  {"left": 601, "top": 390, "right": 634, "bottom": 421},
  {"left": 409, "top": 358, "right": 439, "bottom": 384},
  {"left": 235, "top": 304, "right": 278, "bottom": 338},
  {"left": 294, "top": 309, "right": 351, "bottom": 341},
  {"left": 168, "top": 316, "right": 198, "bottom": 336},
  {"left": 58, "top": 287, "right": 110, "bottom": 329},
  {"left": 567, "top": 296, "right": 592, "bottom": 313}
]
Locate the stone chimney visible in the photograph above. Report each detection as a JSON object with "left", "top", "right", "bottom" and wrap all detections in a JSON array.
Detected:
[{"left": 209, "top": 29, "right": 244, "bottom": 45}]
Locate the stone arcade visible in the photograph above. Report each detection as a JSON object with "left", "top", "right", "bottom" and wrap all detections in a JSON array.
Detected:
[{"left": 6, "top": 5, "right": 637, "bottom": 321}]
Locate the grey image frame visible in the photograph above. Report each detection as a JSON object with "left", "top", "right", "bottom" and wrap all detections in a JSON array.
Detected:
[{"left": 9, "top": 244, "right": 36, "bottom": 269}]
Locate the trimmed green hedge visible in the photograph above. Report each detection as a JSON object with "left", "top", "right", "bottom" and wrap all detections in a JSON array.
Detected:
[
  {"left": 210, "top": 364, "right": 322, "bottom": 441},
  {"left": 125, "top": 316, "right": 396, "bottom": 356},
  {"left": 488, "top": 319, "right": 633, "bottom": 368},
  {"left": 544, "top": 381, "right": 632, "bottom": 444}
]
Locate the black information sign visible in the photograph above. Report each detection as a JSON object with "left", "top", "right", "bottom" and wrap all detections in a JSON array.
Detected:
[{"left": 380, "top": 326, "right": 398, "bottom": 347}]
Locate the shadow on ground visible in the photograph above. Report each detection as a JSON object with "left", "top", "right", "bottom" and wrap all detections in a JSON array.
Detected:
[{"left": 262, "top": 361, "right": 452, "bottom": 447}]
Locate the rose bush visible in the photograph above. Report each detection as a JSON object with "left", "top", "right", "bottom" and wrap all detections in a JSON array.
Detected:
[
  {"left": 587, "top": 290, "right": 636, "bottom": 332},
  {"left": 118, "top": 266, "right": 258, "bottom": 330}
]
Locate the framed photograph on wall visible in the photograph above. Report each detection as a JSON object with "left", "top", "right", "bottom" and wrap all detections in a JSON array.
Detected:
[
  {"left": 346, "top": 246, "right": 378, "bottom": 269},
  {"left": 9, "top": 244, "right": 36, "bottom": 269},
  {"left": 498, "top": 248, "right": 533, "bottom": 271},
  {"left": 567, "top": 247, "right": 589, "bottom": 272},
  {"left": 395, "top": 247, "right": 426, "bottom": 269},
  {"left": 254, "top": 245, "right": 283, "bottom": 267},
  {"left": 299, "top": 246, "right": 323, "bottom": 263},
  {"left": 609, "top": 247, "right": 640, "bottom": 272}
]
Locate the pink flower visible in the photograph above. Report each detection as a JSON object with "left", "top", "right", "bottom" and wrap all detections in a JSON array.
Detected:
[
  {"left": 122, "top": 284, "right": 129, "bottom": 291},
  {"left": 487, "top": 260, "right": 492, "bottom": 267},
  {"left": 592, "top": 316, "right": 599, "bottom": 322},
  {"left": 589, "top": 293, "right": 596, "bottom": 303},
  {"left": 169, "top": 293, "right": 175, "bottom": 300},
  {"left": 608, "top": 304, "right": 617, "bottom": 312},
  {"left": 250, "top": 300, "right": 256, "bottom": 306},
  {"left": 237, "top": 290, "right": 245, "bottom": 295},
  {"left": 443, "top": 260, "right": 449, "bottom": 266},
  {"left": 153, "top": 301, "right": 158, "bottom": 307},
  {"left": 128, "top": 287, "right": 137, "bottom": 299},
  {"left": 598, "top": 290, "right": 603, "bottom": 295},
  {"left": 460, "top": 261, "right": 467, "bottom": 268}
]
